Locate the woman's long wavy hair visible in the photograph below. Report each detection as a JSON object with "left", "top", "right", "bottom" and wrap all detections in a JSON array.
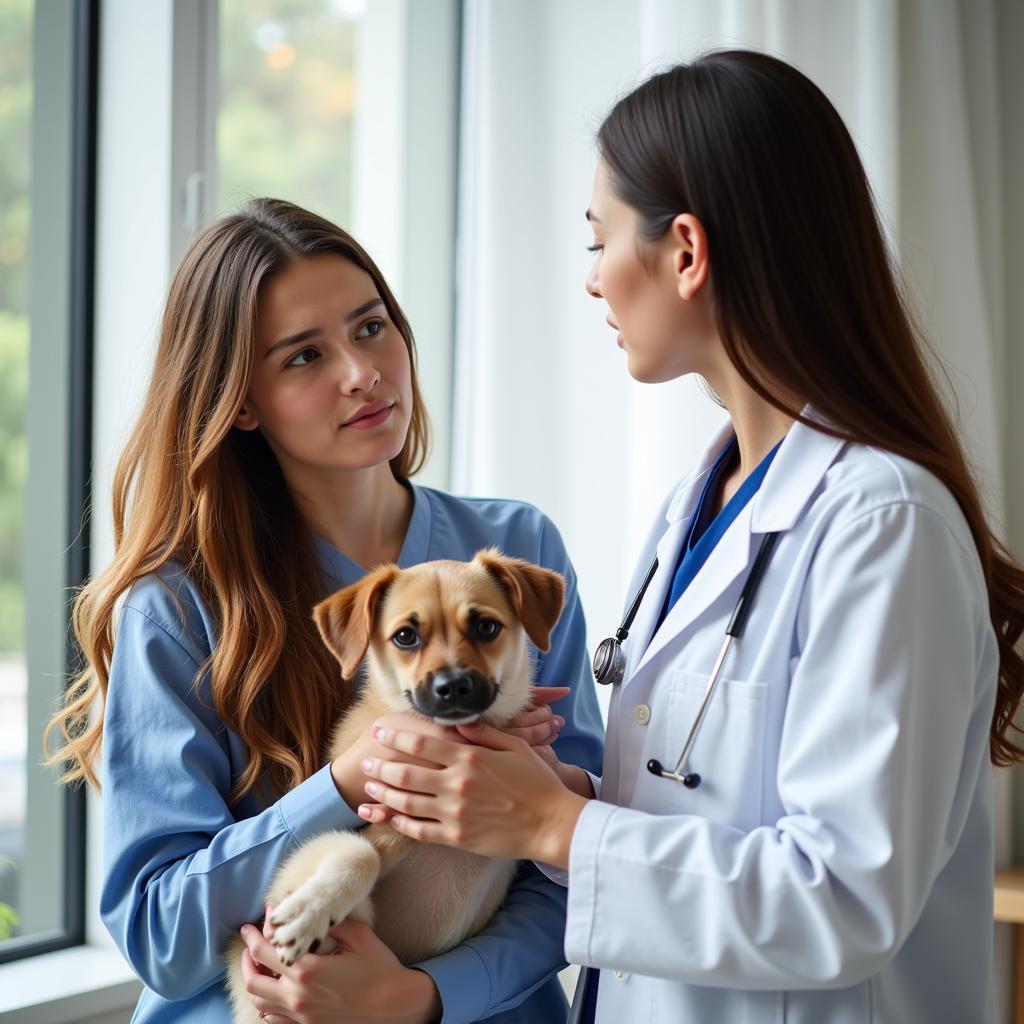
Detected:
[
  {"left": 45, "top": 198, "right": 431, "bottom": 798},
  {"left": 599, "top": 50, "right": 1024, "bottom": 765}
]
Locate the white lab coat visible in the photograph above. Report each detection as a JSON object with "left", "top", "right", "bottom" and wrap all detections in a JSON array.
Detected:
[{"left": 565, "top": 415, "right": 997, "bottom": 1023}]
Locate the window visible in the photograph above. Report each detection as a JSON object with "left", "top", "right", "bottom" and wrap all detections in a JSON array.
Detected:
[
  {"left": 0, "top": 0, "right": 33, "bottom": 949},
  {"left": 1, "top": 0, "right": 454, "bottom": 986},
  {"left": 0, "top": 0, "right": 95, "bottom": 966},
  {"left": 218, "top": 0, "right": 363, "bottom": 226}
]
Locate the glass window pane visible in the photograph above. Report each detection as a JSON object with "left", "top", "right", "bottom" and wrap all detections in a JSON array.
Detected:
[
  {"left": 0, "top": 0, "right": 33, "bottom": 949},
  {"left": 0, "top": 0, "right": 87, "bottom": 962},
  {"left": 218, "top": 0, "right": 364, "bottom": 224}
]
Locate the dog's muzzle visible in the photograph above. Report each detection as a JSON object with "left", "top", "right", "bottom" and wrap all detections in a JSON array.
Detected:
[{"left": 412, "top": 668, "right": 497, "bottom": 721}]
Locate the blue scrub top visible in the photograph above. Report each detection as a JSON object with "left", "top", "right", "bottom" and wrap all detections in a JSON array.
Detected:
[
  {"left": 658, "top": 436, "right": 783, "bottom": 629},
  {"left": 100, "top": 483, "right": 604, "bottom": 1023}
]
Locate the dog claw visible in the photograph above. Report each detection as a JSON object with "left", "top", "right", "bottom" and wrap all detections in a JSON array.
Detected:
[{"left": 268, "top": 888, "right": 338, "bottom": 961}]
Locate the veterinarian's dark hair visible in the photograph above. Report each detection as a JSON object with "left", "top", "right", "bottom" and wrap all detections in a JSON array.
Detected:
[
  {"left": 46, "top": 199, "right": 431, "bottom": 797},
  {"left": 598, "top": 49, "right": 1024, "bottom": 765}
]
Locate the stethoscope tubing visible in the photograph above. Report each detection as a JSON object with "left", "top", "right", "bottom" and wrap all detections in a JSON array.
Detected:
[
  {"left": 596, "top": 530, "right": 782, "bottom": 785},
  {"left": 647, "top": 530, "right": 782, "bottom": 783}
]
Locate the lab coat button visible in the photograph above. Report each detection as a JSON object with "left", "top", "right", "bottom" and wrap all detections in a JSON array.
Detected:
[
  {"left": 613, "top": 969, "right": 630, "bottom": 980},
  {"left": 633, "top": 704, "right": 651, "bottom": 725}
]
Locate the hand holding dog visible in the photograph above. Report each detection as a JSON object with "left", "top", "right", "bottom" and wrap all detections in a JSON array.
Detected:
[
  {"left": 354, "top": 686, "right": 571, "bottom": 821},
  {"left": 358, "top": 721, "right": 589, "bottom": 869},
  {"left": 240, "top": 916, "right": 441, "bottom": 1024},
  {"left": 499, "top": 685, "right": 570, "bottom": 743},
  {"left": 330, "top": 714, "right": 459, "bottom": 813}
]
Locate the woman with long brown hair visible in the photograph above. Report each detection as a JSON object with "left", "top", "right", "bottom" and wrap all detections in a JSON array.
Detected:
[
  {"left": 357, "top": 51, "right": 1024, "bottom": 1022},
  {"left": 44, "top": 198, "right": 603, "bottom": 1022}
]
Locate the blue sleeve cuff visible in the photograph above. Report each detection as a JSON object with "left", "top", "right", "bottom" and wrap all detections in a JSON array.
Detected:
[
  {"left": 277, "top": 763, "right": 365, "bottom": 843},
  {"left": 416, "top": 942, "right": 492, "bottom": 1024}
]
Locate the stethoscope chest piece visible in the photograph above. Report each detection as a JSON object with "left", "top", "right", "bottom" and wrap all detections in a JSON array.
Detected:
[
  {"left": 592, "top": 557, "right": 661, "bottom": 687},
  {"left": 592, "top": 636, "right": 626, "bottom": 686}
]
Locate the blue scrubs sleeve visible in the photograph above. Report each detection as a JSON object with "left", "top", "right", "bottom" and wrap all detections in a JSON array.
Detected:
[
  {"left": 100, "top": 604, "right": 365, "bottom": 1002},
  {"left": 414, "top": 516, "right": 604, "bottom": 1022}
]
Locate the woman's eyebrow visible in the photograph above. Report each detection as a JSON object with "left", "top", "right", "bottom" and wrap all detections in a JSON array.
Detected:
[
  {"left": 344, "top": 297, "right": 385, "bottom": 323},
  {"left": 264, "top": 298, "right": 386, "bottom": 359},
  {"left": 585, "top": 208, "right": 602, "bottom": 223}
]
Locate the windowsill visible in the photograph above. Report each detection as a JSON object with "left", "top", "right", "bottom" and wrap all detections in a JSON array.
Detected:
[{"left": 0, "top": 945, "right": 141, "bottom": 1023}]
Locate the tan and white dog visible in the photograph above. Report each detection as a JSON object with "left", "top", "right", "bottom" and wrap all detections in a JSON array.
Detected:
[{"left": 226, "top": 548, "right": 565, "bottom": 1022}]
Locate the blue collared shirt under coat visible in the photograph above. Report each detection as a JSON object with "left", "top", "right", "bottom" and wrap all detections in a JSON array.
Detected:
[{"left": 99, "top": 484, "right": 604, "bottom": 1023}]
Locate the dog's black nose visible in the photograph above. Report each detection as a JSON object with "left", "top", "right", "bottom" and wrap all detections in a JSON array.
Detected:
[
  {"left": 418, "top": 668, "right": 495, "bottom": 719},
  {"left": 432, "top": 671, "right": 477, "bottom": 703}
]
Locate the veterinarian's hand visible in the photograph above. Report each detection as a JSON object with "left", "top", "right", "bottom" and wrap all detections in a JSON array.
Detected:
[
  {"left": 240, "top": 918, "right": 442, "bottom": 1024},
  {"left": 346, "top": 693, "right": 568, "bottom": 824},
  {"left": 359, "top": 723, "right": 588, "bottom": 869},
  {"left": 331, "top": 713, "right": 468, "bottom": 816}
]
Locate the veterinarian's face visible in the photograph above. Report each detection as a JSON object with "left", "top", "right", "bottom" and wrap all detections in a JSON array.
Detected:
[
  {"left": 238, "top": 254, "right": 413, "bottom": 476},
  {"left": 371, "top": 562, "right": 532, "bottom": 725},
  {"left": 585, "top": 159, "right": 715, "bottom": 384}
]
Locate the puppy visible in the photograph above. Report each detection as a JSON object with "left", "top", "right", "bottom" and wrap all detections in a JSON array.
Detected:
[{"left": 226, "top": 548, "right": 565, "bottom": 1022}]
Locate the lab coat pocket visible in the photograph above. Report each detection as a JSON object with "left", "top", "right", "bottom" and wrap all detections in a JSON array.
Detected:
[{"left": 653, "top": 669, "right": 768, "bottom": 830}]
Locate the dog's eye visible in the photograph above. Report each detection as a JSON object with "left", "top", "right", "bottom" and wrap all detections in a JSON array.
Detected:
[
  {"left": 391, "top": 627, "right": 420, "bottom": 650},
  {"left": 475, "top": 618, "right": 502, "bottom": 641}
]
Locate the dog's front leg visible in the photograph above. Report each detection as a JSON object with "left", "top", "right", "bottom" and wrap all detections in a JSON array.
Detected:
[
  {"left": 226, "top": 829, "right": 379, "bottom": 1024},
  {"left": 267, "top": 830, "right": 380, "bottom": 965}
]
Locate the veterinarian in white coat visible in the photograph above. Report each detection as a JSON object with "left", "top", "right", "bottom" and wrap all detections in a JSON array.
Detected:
[{"left": 361, "top": 51, "right": 1023, "bottom": 1024}]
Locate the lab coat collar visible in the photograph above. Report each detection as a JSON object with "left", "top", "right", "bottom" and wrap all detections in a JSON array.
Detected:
[
  {"left": 619, "top": 418, "right": 735, "bottom": 685},
  {"left": 750, "top": 410, "right": 846, "bottom": 533},
  {"left": 664, "top": 417, "right": 736, "bottom": 524},
  {"left": 625, "top": 409, "right": 845, "bottom": 687},
  {"left": 663, "top": 408, "right": 846, "bottom": 532}
]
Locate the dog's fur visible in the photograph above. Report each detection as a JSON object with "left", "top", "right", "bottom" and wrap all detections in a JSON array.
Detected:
[{"left": 226, "top": 548, "right": 565, "bottom": 1022}]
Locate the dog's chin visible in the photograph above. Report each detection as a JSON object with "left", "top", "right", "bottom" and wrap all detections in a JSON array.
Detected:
[
  {"left": 403, "top": 690, "right": 486, "bottom": 728},
  {"left": 430, "top": 711, "right": 482, "bottom": 727}
]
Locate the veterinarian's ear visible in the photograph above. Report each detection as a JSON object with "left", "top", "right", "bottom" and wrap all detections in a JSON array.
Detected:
[
  {"left": 313, "top": 564, "right": 400, "bottom": 679},
  {"left": 474, "top": 549, "right": 565, "bottom": 652}
]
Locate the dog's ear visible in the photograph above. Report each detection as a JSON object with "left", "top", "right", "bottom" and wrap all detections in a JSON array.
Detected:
[
  {"left": 313, "top": 564, "right": 401, "bottom": 679},
  {"left": 474, "top": 548, "right": 565, "bottom": 652}
]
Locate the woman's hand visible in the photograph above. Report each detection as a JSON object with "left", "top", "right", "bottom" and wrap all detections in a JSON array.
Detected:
[
  {"left": 500, "top": 686, "right": 569, "bottom": 747},
  {"left": 357, "top": 722, "right": 589, "bottom": 869},
  {"left": 240, "top": 918, "right": 442, "bottom": 1024}
]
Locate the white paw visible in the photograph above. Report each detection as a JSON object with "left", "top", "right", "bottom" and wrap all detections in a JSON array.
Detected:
[{"left": 269, "top": 886, "right": 338, "bottom": 965}]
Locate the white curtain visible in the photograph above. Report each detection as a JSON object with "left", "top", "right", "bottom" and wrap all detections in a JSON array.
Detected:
[{"left": 452, "top": 1, "right": 1016, "bottom": 1008}]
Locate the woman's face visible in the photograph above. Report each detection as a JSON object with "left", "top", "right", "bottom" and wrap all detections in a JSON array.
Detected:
[
  {"left": 585, "top": 159, "right": 716, "bottom": 384},
  {"left": 239, "top": 254, "right": 413, "bottom": 478}
]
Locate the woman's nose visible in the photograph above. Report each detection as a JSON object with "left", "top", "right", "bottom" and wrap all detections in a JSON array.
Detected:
[
  {"left": 337, "top": 350, "right": 380, "bottom": 394},
  {"left": 585, "top": 263, "right": 602, "bottom": 299}
]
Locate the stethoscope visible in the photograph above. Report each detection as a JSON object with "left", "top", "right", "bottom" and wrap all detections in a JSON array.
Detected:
[{"left": 592, "top": 530, "right": 781, "bottom": 786}]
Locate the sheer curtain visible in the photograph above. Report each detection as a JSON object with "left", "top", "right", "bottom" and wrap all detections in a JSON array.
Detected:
[{"left": 452, "top": 0, "right": 1017, "bottom": 1009}]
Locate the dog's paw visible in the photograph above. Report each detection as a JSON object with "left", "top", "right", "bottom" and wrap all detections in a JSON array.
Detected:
[{"left": 269, "top": 887, "right": 337, "bottom": 966}]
